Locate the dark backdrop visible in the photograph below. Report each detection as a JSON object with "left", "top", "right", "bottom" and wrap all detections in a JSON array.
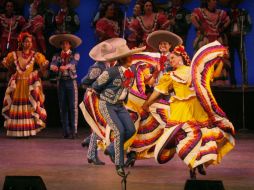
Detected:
[{"left": 75, "top": 1, "right": 254, "bottom": 85}]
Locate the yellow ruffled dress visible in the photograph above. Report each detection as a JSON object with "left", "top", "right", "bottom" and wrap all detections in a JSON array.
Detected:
[
  {"left": 155, "top": 65, "right": 209, "bottom": 124},
  {"left": 2, "top": 51, "right": 48, "bottom": 137},
  {"left": 154, "top": 65, "right": 234, "bottom": 168}
]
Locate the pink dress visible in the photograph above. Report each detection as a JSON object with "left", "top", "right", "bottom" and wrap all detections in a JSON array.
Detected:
[
  {"left": 128, "top": 13, "right": 169, "bottom": 49},
  {"left": 191, "top": 8, "right": 230, "bottom": 51}
]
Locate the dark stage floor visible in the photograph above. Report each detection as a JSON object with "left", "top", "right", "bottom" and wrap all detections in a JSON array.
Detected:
[{"left": 0, "top": 128, "right": 254, "bottom": 190}]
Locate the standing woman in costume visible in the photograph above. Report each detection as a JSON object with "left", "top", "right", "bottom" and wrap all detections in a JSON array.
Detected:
[
  {"left": 142, "top": 42, "right": 235, "bottom": 179},
  {"left": 1, "top": 32, "right": 48, "bottom": 137},
  {"left": 0, "top": 0, "right": 26, "bottom": 59},
  {"left": 91, "top": 40, "right": 145, "bottom": 176}
]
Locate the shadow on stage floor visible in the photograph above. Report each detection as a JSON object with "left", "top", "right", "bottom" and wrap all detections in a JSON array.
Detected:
[{"left": 0, "top": 128, "right": 254, "bottom": 190}]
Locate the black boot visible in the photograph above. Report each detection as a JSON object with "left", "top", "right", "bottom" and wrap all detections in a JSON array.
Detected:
[
  {"left": 189, "top": 168, "right": 196, "bottom": 180},
  {"left": 88, "top": 157, "right": 105, "bottom": 165},
  {"left": 197, "top": 164, "right": 206, "bottom": 175},
  {"left": 125, "top": 151, "right": 136, "bottom": 167},
  {"left": 81, "top": 136, "right": 91, "bottom": 148},
  {"left": 116, "top": 165, "right": 125, "bottom": 177},
  {"left": 104, "top": 148, "right": 115, "bottom": 164}
]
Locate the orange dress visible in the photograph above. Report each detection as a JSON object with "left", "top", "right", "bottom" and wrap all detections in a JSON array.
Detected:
[{"left": 2, "top": 51, "right": 48, "bottom": 137}]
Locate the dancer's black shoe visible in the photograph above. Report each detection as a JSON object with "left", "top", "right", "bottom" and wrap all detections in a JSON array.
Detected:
[
  {"left": 88, "top": 157, "right": 105, "bottom": 165},
  {"left": 104, "top": 149, "right": 115, "bottom": 164},
  {"left": 81, "top": 136, "right": 90, "bottom": 147},
  {"left": 197, "top": 164, "right": 206, "bottom": 175},
  {"left": 125, "top": 151, "right": 136, "bottom": 167},
  {"left": 189, "top": 168, "right": 196, "bottom": 180},
  {"left": 116, "top": 165, "right": 126, "bottom": 177}
]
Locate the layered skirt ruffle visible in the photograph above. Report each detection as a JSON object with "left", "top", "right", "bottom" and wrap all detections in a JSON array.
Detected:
[{"left": 2, "top": 71, "right": 47, "bottom": 137}]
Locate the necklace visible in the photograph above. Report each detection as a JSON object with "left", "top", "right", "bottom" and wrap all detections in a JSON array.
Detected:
[{"left": 22, "top": 50, "right": 32, "bottom": 59}]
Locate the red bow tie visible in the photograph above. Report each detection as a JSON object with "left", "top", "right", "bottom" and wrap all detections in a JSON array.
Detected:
[
  {"left": 123, "top": 69, "right": 134, "bottom": 88},
  {"left": 159, "top": 55, "right": 167, "bottom": 71},
  {"left": 124, "top": 69, "right": 134, "bottom": 78},
  {"left": 61, "top": 52, "right": 70, "bottom": 59}
]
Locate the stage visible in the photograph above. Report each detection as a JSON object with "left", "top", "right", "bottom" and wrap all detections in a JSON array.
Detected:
[
  {"left": 0, "top": 128, "right": 253, "bottom": 190},
  {"left": 0, "top": 84, "right": 254, "bottom": 189}
]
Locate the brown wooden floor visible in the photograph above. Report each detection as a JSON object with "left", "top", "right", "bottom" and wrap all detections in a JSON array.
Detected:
[{"left": 0, "top": 128, "right": 253, "bottom": 190}]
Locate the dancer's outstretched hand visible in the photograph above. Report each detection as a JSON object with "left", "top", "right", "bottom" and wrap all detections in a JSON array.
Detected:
[{"left": 141, "top": 103, "right": 150, "bottom": 113}]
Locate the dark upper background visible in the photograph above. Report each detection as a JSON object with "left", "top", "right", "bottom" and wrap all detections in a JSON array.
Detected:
[{"left": 22, "top": 0, "right": 254, "bottom": 85}]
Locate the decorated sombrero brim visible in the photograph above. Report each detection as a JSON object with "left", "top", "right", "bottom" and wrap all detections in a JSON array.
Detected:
[
  {"left": 49, "top": 33, "right": 82, "bottom": 48},
  {"left": 104, "top": 43, "right": 146, "bottom": 61},
  {"left": 89, "top": 38, "right": 127, "bottom": 62},
  {"left": 146, "top": 30, "right": 183, "bottom": 51}
]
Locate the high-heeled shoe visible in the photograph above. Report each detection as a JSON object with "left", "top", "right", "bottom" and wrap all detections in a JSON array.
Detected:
[
  {"left": 88, "top": 157, "right": 105, "bottom": 165},
  {"left": 197, "top": 164, "right": 206, "bottom": 175},
  {"left": 189, "top": 169, "right": 196, "bottom": 180},
  {"left": 116, "top": 165, "right": 126, "bottom": 177}
]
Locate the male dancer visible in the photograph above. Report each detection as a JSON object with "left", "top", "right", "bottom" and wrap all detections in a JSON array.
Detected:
[{"left": 80, "top": 38, "right": 126, "bottom": 165}]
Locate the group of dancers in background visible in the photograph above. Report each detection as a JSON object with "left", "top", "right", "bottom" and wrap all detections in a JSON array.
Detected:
[{"left": 0, "top": 0, "right": 236, "bottom": 180}]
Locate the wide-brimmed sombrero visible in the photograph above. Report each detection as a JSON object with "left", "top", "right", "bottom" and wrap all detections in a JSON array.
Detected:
[
  {"left": 146, "top": 30, "right": 183, "bottom": 51},
  {"left": 89, "top": 38, "right": 127, "bottom": 62},
  {"left": 49, "top": 33, "right": 82, "bottom": 49},
  {"left": 104, "top": 41, "right": 146, "bottom": 61}
]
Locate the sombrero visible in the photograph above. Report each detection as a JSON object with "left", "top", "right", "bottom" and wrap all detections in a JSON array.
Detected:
[
  {"left": 49, "top": 33, "right": 82, "bottom": 48},
  {"left": 89, "top": 38, "right": 127, "bottom": 62},
  {"left": 146, "top": 30, "right": 183, "bottom": 51},
  {"left": 104, "top": 41, "right": 146, "bottom": 61}
]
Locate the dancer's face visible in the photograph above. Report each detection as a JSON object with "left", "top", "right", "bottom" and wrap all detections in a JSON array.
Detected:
[
  {"left": 105, "top": 4, "right": 115, "bottom": 19},
  {"left": 22, "top": 37, "right": 33, "bottom": 50},
  {"left": 144, "top": 1, "right": 153, "bottom": 14},
  {"left": 61, "top": 40, "right": 71, "bottom": 52},
  {"left": 169, "top": 53, "right": 183, "bottom": 68},
  {"left": 207, "top": 0, "right": 217, "bottom": 10},
  {"left": 5, "top": 2, "right": 14, "bottom": 16},
  {"left": 159, "top": 41, "right": 171, "bottom": 54},
  {"left": 120, "top": 56, "right": 133, "bottom": 68},
  {"left": 133, "top": 4, "right": 141, "bottom": 17}
]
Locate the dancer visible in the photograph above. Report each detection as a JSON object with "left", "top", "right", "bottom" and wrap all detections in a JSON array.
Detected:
[
  {"left": 128, "top": 0, "right": 169, "bottom": 49},
  {"left": 142, "top": 41, "right": 235, "bottom": 179},
  {"left": 91, "top": 40, "right": 145, "bottom": 176},
  {"left": 124, "top": 30, "right": 182, "bottom": 167},
  {"left": 79, "top": 38, "right": 126, "bottom": 165},
  {"left": 1, "top": 32, "right": 48, "bottom": 137},
  {"left": 49, "top": 33, "right": 82, "bottom": 139},
  {"left": 191, "top": 0, "right": 230, "bottom": 52}
]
